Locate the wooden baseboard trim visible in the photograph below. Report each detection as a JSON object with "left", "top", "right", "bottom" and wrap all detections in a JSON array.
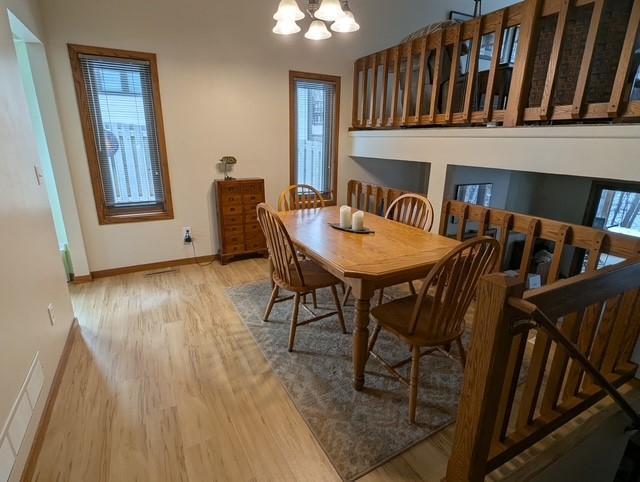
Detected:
[
  {"left": 90, "top": 254, "right": 218, "bottom": 279},
  {"left": 70, "top": 274, "right": 93, "bottom": 284},
  {"left": 21, "top": 318, "right": 79, "bottom": 482}
]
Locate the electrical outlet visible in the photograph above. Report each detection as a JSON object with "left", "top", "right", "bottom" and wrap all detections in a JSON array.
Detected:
[
  {"left": 47, "top": 303, "right": 55, "bottom": 326},
  {"left": 183, "top": 226, "right": 192, "bottom": 244}
]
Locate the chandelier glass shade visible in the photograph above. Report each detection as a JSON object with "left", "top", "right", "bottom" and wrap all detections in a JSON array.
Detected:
[
  {"left": 271, "top": 0, "right": 359, "bottom": 40},
  {"left": 273, "top": 19, "right": 302, "bottom": 35},
  {"left": 314, "top": 0, "right": 344, "bottom": 21},
  {"left": 305, "top": 19, "right": 332, "bottom": 40},
  {"left": 272, "top": 0, "right": 305, "bottom": 21},
  {"left": 330, "top": 9, "right": 359, "bottom": 32}
]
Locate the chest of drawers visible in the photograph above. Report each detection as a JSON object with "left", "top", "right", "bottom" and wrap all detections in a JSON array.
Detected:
[{"left": 214, "top": 178, "right": 267, "bottom": 264}]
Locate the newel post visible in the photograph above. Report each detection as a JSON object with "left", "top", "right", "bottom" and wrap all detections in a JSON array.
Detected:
[{"left": 446, "top": 274, "right": 524, "bottom": 481}]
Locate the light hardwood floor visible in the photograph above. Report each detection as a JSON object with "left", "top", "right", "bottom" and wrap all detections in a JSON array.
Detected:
[{"left": 25, "top": 258, "right": 639, "bottom": 481}]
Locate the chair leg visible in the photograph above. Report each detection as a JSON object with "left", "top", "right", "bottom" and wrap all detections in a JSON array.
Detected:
[
  {"left": 342, "top": 285, "right": 352, "bottom": 307},
  {"left": 330, "top": 285, "right": 347, "bottom": 334},
  {"left": 455, "top": 337, "right": 467, "bottom": 368},
  {"left": 377, "top": 288, "right": 385, "bottom": 306},
  {"left": 312, "top": 290, "right": 318, "bottom": 309},
  {"left": 409, "top": 345, "right": 421, "bottom": 423},
  {"left": 288, "top": 293, "right": 301, "bottom": 352},
  {"left": 408, "top": 281, "right": 417, "bottom": 295},
  {"left": 263, "top": 285, "right": 279, "bottom": 321},
  {"left": 368, "top": 323, "right": 382, "bottom": 353}
]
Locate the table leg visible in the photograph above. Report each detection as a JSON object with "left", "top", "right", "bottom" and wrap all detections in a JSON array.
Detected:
[{"left": 352, "top": 281, "right": 374, "bottom": 391}]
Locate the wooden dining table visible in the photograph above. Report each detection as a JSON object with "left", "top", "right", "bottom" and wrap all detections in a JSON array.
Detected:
[{"left": 277, "top": 206, "right": 461, "bottom": 390}]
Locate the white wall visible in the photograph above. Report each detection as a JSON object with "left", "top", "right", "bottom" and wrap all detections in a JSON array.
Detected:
[
  {"left": 350, "top": 126, "right": 640, "bottom": 230},
  {"left": 0, "top": 2, "right": 76, "bottom": 481},
  {"left": 40, "top": 0, "right": 478, "bottom": 272}
]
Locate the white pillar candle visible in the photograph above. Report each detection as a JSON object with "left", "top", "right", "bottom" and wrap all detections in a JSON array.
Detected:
[
  {"left": 352, "top": 210, "right": 364, "bottom": 231},
  {"left": 339, "top": 205, "right": 351, "bottom": 229}
]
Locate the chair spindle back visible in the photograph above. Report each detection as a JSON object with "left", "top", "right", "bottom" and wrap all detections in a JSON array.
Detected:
[
  {"left": 278, "top": 184, "right": 326, "bottom": 211},
  {"left": 411, "top": 237, "right": 500, "bottom": 341},
  {"left": 385, "top": 193, "right": 434, "bottom": 231},
  {"left": 257, "top": 203, "right": 304, "bottom": 288}
]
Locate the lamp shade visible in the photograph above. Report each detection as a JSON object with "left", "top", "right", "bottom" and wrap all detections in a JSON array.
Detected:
[
  {"left": 273, "top": 0, "right": 305, "bottom": 21},
  {"left": 273, "top": 19, "right": 301, "bottom": 35},
  {"left": 314, "top": 0, "right": 344, "bottom": 21},
  {"left": 331, "top": 9, "right": 359, "bottom": 33},
  {"left": 305, "top": 20, "right": 332, "bottom": 40}
]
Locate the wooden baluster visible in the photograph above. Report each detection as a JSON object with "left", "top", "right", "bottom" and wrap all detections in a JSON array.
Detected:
[
  {"left": 538, "top": 232, "right": 604, "bottom": 416},
  {"left": 600, "top": 288, "right": 640, "bottom": 374},
  {"left": 379, "top": 50, "right": 389, "bottom": 127},
  {"left": 352, "top": 60, "right": 361, "bottom": 127},
  {"left": 608, "top": 0, "right": 640, "bottom": 117},
  {"left": 484, "top": 10, "right": 507, "bottom": 123},
  {"left": 618, "top": 292, "right": 640, "bottom": 366},
  {"left": 495, "top": 212, "right": 514, "bottom": 271},
  {"left": 401, "top": 41, "right": 413, "bottom": 125},
  {"left": 463, "top": 18, "right": 482, "bottom": 123},
  {"left": 456, "top": 205, "right": 470, "bottom": 241},
  {"left": 505, "top": 0, "right": 544, "bottom": 127},
  {"left": 361, "top": 60, "right": 369, "bottom": 127},
  {"left": 540, "top": 0, "right": 571, "bottom": 121},
  {"left": 414, "top": 37, "right": 428, "bottom": 121},
  {"left": 390, "top": 46, "right": 401, "bottom": 126},
  {"left": 369, "top": 54, "right": 378, "bottom": 127},
  {"left": 517, "top": 219, "right": 541, "bottom": 284},
  {"left": 445, "top": 24, "right": 463, "bottom": 124},
  {"left": 439, "top": 201, "right": 452, "bottom": 236},
  {"left": 571, "top": 0, "right": 604, "bottom": 119},
  {"left": 346, "top": 180, "right": 355, "bottom": 207},
  {"left": 446, "top": 274, "right": 524, "bottom": 482},
  {"left": 430, "top": 29, "right": 445, "bottom": 124},
  {"left": 561, "top": 230, "right": 605, "bottom": 399}
]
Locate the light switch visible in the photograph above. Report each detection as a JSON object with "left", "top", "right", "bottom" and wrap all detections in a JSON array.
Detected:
[
  {"left": 26, "top": 359, "right": 44, "bottom": 409},
  {"left": 7, "top": 395, "right": 31, "bottom": 452},
  {"left": 0, "top": 437, "right": 15, "bottom": 482}
]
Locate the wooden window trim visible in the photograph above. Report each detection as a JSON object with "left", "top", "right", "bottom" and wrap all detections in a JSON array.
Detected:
[
  {"left": 289, "top": 71, "right": 341, "bottom": 207},
  {"left": 68, "top": 44, "right": 174, "bottom": 225}
]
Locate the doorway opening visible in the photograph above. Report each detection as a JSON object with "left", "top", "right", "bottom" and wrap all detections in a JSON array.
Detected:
[{"left": 8, "top": 10, "right": 73, "bottom": 279}]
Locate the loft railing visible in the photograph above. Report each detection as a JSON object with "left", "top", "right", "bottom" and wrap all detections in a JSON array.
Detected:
[
  {"left": 439, "top": 199, "right": 640, "bottom": 480},
  {"left": 446, "top": 260, "right": 640, "bottom": 480},
  {"left": 352, "top": 0, "right": 640, "bottom": 129}
]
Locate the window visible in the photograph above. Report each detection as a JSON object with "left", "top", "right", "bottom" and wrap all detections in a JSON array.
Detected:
[
  {"left": 68, "top": 45, "right": 173, "bottom": 224},
  {"left": 290, "top": 71, "right": 340, "bottom": 204},
  {"left": 456, "top": 183, "right": 493, "bottom": 207}
]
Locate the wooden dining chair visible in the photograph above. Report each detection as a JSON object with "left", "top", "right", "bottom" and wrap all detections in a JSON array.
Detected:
[
  {"left": 278, "top": 184, "right": 326, "bottom": 211},
  {"left": 343, "top": 193, "right": 435, "bottom": 306},
  {"left": 368, "top": 236, "right": 499, "bottom": 423},
  {"left": 277, "top": 183, "right": 327, "bottom": 307},
  {"left": 257, "top": 203, "right": 347, "bottom": 351}
]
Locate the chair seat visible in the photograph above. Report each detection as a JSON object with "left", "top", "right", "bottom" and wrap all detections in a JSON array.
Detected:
[
  {"left": 370, "top": 294, "right": 463, "bottom": 347},
  {"left": 273, "top": 259, "right": 340, "bottom": 292}
]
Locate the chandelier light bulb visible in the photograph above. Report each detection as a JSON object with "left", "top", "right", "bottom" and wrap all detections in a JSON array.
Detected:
[
  {"left": 314, "top": 0, "right": 344, "bottom": 22},
  {"left": 305, "top": 20, "right": 332, "bottom": 40},
  {"left": 273, "top": 0, "right": 305, "bottom": 22},
  {"left": 331, "top": 9, "right": 359, "bottom": 33},
  {"left": 273, "top": 19, "right": 301, "bottom": 35}
]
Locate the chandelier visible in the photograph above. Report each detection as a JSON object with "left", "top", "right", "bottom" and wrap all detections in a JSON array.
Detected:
[{"left": 272, "top": 0, "right": 360, "bottom": 40}]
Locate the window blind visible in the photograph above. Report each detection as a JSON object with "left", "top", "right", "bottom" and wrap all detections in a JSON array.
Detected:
[
  {"left": 293, "top": 78, "right": 336, "bottom": 195},
  {"left": 79, "top": 54, "right": 166, "bottom": 211}
]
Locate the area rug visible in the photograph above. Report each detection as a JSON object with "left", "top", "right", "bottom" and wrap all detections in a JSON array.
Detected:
[{"left": 226, "top": 281, "right": 472, "bottom": 481}]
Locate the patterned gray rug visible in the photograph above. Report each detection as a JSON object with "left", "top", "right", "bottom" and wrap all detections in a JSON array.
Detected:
[{"left": 226, "top": 281, "right": 471, "bottom": 481}]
